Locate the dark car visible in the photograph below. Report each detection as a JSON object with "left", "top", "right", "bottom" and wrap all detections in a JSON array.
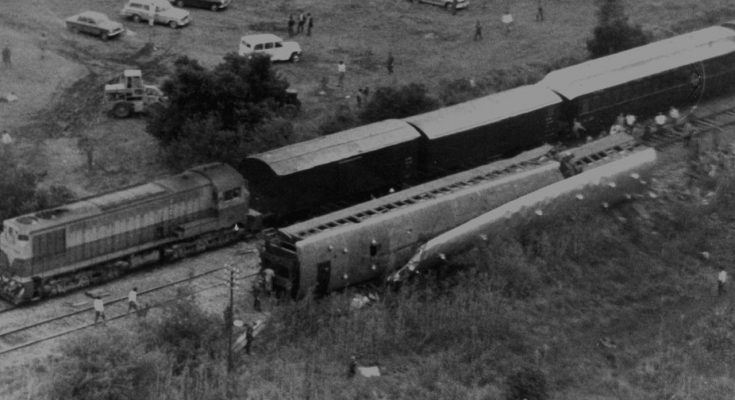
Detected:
[
  {"left": 65, "top": 11, "right": 125, "bottom": 41},
  {"left": 169, "top": 0, "right": 231, "bottom": 11}
]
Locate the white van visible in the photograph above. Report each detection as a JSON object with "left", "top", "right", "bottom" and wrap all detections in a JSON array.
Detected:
[
  {"left": 238, "top": 34, "right": 302, "bottom": 62},
  {"left": 121, "top": 0, "right": 191, "bottom": 28}
]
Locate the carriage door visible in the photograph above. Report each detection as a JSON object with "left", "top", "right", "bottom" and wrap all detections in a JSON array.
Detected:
[{"left": 315, "top": 261, "right": 331, "bottom": 297}]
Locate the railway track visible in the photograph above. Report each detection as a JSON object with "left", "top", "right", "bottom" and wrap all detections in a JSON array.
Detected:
[{"left": 0, "top": 267, "right": 258, "bottom": 357}]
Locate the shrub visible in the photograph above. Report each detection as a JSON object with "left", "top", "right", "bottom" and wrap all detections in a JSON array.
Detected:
[
  {"left": 140, "top": 287, "right": 226, "bottom": 372},
  {"left": 50, "top": 328, "right": 167, "bottom": 400},
  {"left": 504, "top": 366, "right": 549, "bottom": 400},
  {"left": 359, "top": 83, "right": 439, "bottom": 124},
  {"left": 586, "top": 0, "right": 650, "bottom": 58}
]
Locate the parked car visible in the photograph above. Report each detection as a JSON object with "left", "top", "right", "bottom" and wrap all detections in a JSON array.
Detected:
[
  {"left": 65, "top": 11, "right": 125, "bottom": 40},
  {"left": 238, "top": 34, "right": 301, "bottom": 62},
  {"left": 169, "top": 0, "right": 231, "bottom": 11},
  {"left": 121, "top": 0, "right": 191, "bottom": 28},
  {"left": 411, "top": 0, "right": 469, "bottom": 10}
]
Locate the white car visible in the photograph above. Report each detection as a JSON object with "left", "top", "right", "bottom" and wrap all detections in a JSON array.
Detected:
[
  {"left": 121, "top": 0, "right": 191, "bottom": 28},
  {"left": 414, "top": 0, "right": 469, "bottom": 10},
  {"left": 238, "top": 34, "right": 302, "bottom": 63}
]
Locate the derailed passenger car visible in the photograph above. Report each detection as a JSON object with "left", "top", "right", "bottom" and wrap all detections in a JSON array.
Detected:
[{"left": 391, "top": 146, "right": 657, "bottom": 281}]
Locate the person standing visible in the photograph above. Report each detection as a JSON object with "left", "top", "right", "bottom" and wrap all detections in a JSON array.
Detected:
[
  {"left": 386, "top": 52, "right": 394, "bottom": 74},
  {"left": 536, "top": 0, "right": 544, "bottom": 22},
  {"left": 337, "top": 61, "right": 346, "bottom": 87},
  {"left": 287, "top": 15, "right": 295, "bottom": 37},
  {"left": 263, "top": 267, "right": 275, "bottom": 296},
  {"left": 474, "top": 20, "right": 483, "bottom": 41},
  {"left": 297, "top": 12, "right": 306, "bottom": 34},
  {"left": 306, "top": 13, "right": 314, "bottom": 36},
  {"left": 93, "top": 296, "right": 106, "bottom": 325},
  {"left": 128, "top": 287, "right": 140, "bottom": 314},
  {"left": 718, "top": 268, "right": 727, "bottom": 297},
  {"left": 347, "top": 355, "right": 358, "bottom": 378},
  {"left": 2, "top": 46, "right": 11, "bottom": 67},
  {"left": 502, "top": 10, "right": 513, "bottom": 35},
  {"left": 245, "top": 323, "right": 255, "bottom": 355}
]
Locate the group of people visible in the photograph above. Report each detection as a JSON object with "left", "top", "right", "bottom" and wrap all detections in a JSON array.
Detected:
[
  {"left": 92, "top": 287, "right": 142, "bottom": 325},
  {"left": 571, "top": 106, "right": 690, "bottom": 144},
  {"left": 287, "top": 12, "right": 314, "bottom": 37},
  {"left": 251, "top": 267, "right": 275, "bottom": 312}
]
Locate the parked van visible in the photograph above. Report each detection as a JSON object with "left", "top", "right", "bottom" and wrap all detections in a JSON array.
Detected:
[
  {"left": 121, "top": 0, "right": 191, "bottom": 28},
  {"left": 238, "top": 34, "right": 302, "bottom": 62}
]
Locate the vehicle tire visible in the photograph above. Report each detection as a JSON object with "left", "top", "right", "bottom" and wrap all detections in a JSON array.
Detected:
[
  {"left": 211, "top": 4, "right": 219, "bottom": 11},
  {"left": 177, "top": 0, "right": 184, "bottom": 6},
  {"left": 69, "top": 26, "right": 78, "bottom": 34},
  {"left": 112, "top": 102, "right": 132, "bottom": 118},
  {"left": 444, "top": 2, "right": 449, "bottom": 8},
  {"left": 169, "top": 20, "right": 178, "bottom": 29},
  {"left": 132, "top": 14, "right": 141, "bottom": 23},
  {"left": 101, "top": 32, "right": 109, "bottom": 41},
  {"left": 290, "top": 53, "right": 300, "bottom": 62}
]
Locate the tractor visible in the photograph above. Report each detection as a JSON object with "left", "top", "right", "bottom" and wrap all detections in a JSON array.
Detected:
[{"left": 104, "top": 69, "right": 166, "bottom": 118}]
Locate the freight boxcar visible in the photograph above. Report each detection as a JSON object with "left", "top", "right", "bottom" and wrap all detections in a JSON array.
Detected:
[
  {"left": 541, "top": 25, "right": 735, "bottom": 137},
  {"left": 241, "top": 119, "right": 422, "bottom": 220},
  {"left": 405, "top": 85, "right": 562, "bottom": 176},
  {"left": 0, "top": 163, "right": 250, "bottom": 303}
]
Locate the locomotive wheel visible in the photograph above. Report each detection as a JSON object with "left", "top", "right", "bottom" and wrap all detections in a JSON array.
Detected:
[{"left": 113, "top": 102, "right": 132, "bottom": 118}]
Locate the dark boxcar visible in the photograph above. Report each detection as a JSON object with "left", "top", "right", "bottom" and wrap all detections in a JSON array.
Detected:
[
  {"left": 0, "top": 163, "right": 248, "bottom": 303},
  {"left": 404, "top": 85, "right": 562, "bottom": 177},
  {"left": 241, "top": 119, "right": 422, "bottom": 219},
  {"left": 540, "top": 25, "right": 735, "bottom": 136}
]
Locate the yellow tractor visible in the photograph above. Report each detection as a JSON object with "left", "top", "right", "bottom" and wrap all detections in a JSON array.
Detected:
[{"left": 104, "top": 69, "right": 166, "bottom": 118}]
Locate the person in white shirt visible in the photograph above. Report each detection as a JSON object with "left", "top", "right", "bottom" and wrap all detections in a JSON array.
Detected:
[
  {"left": 128, "top": 287, "right": 140, "bottom": 314},
  {"left": 93, "top": 296, "right": 106, "bottom": 325},
  {"left": 718, "top": 269, "right": 727, "bottom": 296},
  {"left": 654, "top": 112, "right": 667, "bottom": 126},
  {"left": 337, "top": 61, "right": 346, "bottom": 87},
  {"left": 502, "top": 10, "right": 513, "bottom": 35}
]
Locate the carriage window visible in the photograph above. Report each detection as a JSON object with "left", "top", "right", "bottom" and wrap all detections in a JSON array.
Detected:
[
  {"left": 223, "top": 188, "right": 241, "bottom": 201},
  {"left": 18, "top": 234, "right": 29, "bottom": 241}
]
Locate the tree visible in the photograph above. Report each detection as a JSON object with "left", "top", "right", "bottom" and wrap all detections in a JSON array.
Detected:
[
  {"left": 359, "top": 83, "right": 440, "bottom": 124},
  {"left": 147, "top": 54, "right": 295, "bottom": 167},
  {"left": 586, "top": 0, "right": 649, "bottom": 58},
  {"left": 0, "top": 150, "right": 74, "bottom": 222}
]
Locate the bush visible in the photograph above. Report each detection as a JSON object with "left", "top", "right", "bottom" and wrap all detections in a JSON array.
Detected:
[
  {"left": 586, "top": 0, "right": 649, "bottom": 58},
  {"left": 504, "top": 366, "right": 549, "bottom": 400},
  {"left": 140, "top": 287, "right": 225, "bottom": 372},
  {"left": 0, "top": 151, "right": 75, "bottom": 222},
  {"left": 359, "top": 83, "right": 440, "bottom": 124},
  {"left": 50, "top": 328, "right": 167, "bottom": 400}
]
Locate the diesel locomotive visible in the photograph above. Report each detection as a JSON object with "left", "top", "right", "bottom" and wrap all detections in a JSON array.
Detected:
[{"left": 0, "top": 163, "right": 258, "bottom": 303}]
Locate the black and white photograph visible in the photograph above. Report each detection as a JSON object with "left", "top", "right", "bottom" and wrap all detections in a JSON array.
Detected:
[{"left": 1, "top": 0, "right": 735, "bottom": 398}]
